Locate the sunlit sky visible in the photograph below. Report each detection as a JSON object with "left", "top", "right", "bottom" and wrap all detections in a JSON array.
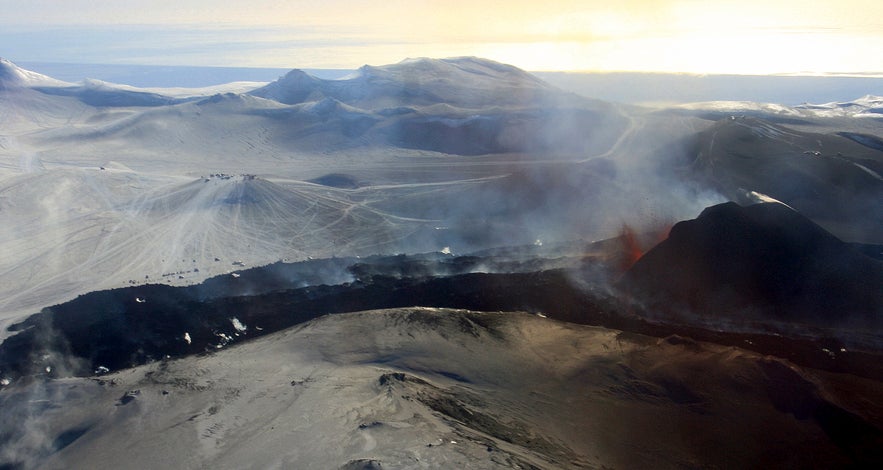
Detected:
[{"left": 2, "top": 0, "right": 883, "bottom": 74}]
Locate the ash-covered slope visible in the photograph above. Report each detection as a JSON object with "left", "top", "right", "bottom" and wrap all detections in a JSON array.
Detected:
[
  {"left": 691, "top": 116, "right": 883, "bottom": 242},
  {"left": 3, "top": 308, "right": 882, "bottom": 469},
  {"left": 621, "top": 202, "right": 883, "bottom": 329},
  {"left": 251, "top": 57, "right": 565, "bottom": 109},
  {"left": 0, "top": 171, "right": 420, "bottom": 319}
]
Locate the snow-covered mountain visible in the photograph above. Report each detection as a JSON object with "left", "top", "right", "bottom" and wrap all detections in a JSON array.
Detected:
[
  {"left": 794, "top": 94, "right": 883, "bottom": 118},
  {"left": 251, "top": 56, "right": 566, "bottom": 109},
  {"left": 0, "top": 58, "right": 71, "bottom": 88},
  {"left": 669, "top": 94, "right": 883, "bottom": 121}
]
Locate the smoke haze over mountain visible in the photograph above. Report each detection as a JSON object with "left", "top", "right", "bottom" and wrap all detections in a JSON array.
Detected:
[{"left": 1, "top": 56, "right": 882, "bottom": 468}]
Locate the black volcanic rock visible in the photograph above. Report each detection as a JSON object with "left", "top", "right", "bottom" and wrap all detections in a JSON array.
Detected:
[
  {"left": 4, "top": 243, "right": 883, "bottom": 382},
  {"left": 0, "top": 249, "right": 612, "bottom": 378},
  {"left": 621, "top": 202, "right": 883, "bottom": 328}
]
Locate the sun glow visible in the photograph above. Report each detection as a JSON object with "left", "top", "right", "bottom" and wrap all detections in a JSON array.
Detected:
[
  {"left": 465, "top": 0, "right": 883, "bottom": 74},
  {"left": 3, "top": 0, "right": 883, "bottom": 74},
  {"left": 479, "top": 29, "right": 883, "bottom": 75}
]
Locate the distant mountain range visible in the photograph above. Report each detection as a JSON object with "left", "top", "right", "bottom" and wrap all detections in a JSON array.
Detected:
[{"left": 13, "top": 58, "right": 883, "bottom": 105}]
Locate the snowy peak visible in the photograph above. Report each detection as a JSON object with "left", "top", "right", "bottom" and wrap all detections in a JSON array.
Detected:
[
  {"left": 353, "top": 56, "right": 540, "bottom": 83},
  {"left": 675, "top": 94, "right": 883, "bottom": 119},
  {"left": 853, "top": 94, "right": 883, "bottom": 107},
  {"left": 395, "top": 56, "right": 546, "bottom": 86},
  {"left": 252, "top": 68, "right": 324, "bottom": 104},
  {"left": 793, "top": 94, "right": 883, "bottom": 117},
  {"left": 251, "top": 56, "right": 564, "bottom": 109},
  {"left": 0, "top": 58, "right": 70, "bottom": 87}
]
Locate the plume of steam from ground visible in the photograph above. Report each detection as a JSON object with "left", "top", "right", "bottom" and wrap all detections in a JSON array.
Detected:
[
  {"left": 375, "top": 157, "right": 725, "bottom": 265},
  {"left": 1, "top": 380, "right": 77, "bottom": 467},
  {"left": 0, "top": 317, "right": 90, "bottom": 468}
]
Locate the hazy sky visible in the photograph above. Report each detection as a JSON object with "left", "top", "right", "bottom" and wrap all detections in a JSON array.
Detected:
[{"left": 2, "top": 0, "right": 883, "bottom": 74}]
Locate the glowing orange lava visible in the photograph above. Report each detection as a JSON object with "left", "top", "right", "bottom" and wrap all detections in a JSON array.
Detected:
[
  {"left": 618, "top": 224, "right": 643, "bottom": 273},
  {"left": 615, "top": 222, "right": 673, "bottom": 274}
]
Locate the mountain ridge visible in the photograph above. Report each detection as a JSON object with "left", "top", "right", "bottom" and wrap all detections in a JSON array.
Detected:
[
  {"left": 0, "top": 57, "right": 70, "bottom": 88},
  {"left": 250, "top": 56, "right": 573, "bottom": 109}
]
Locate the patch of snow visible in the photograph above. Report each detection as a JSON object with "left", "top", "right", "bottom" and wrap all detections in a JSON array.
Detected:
[
  {"left": 231, "top": 317, "right": 247, "bottom": 333},
  {"left": 215, "top": 332, "right": 233, "bottom": 348}
]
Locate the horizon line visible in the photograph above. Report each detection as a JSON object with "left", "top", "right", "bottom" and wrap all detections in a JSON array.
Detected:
[{"left": 12, "top": 59, "right": 883, "bottom": 79}]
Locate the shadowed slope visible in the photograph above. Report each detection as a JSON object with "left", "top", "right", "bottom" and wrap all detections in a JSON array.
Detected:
[
  {"left": 621, "top": 202, "right": 883, "bottom": 328},
  {"left": 692, "top": 116, "right": 883, "bottom": 242}
]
